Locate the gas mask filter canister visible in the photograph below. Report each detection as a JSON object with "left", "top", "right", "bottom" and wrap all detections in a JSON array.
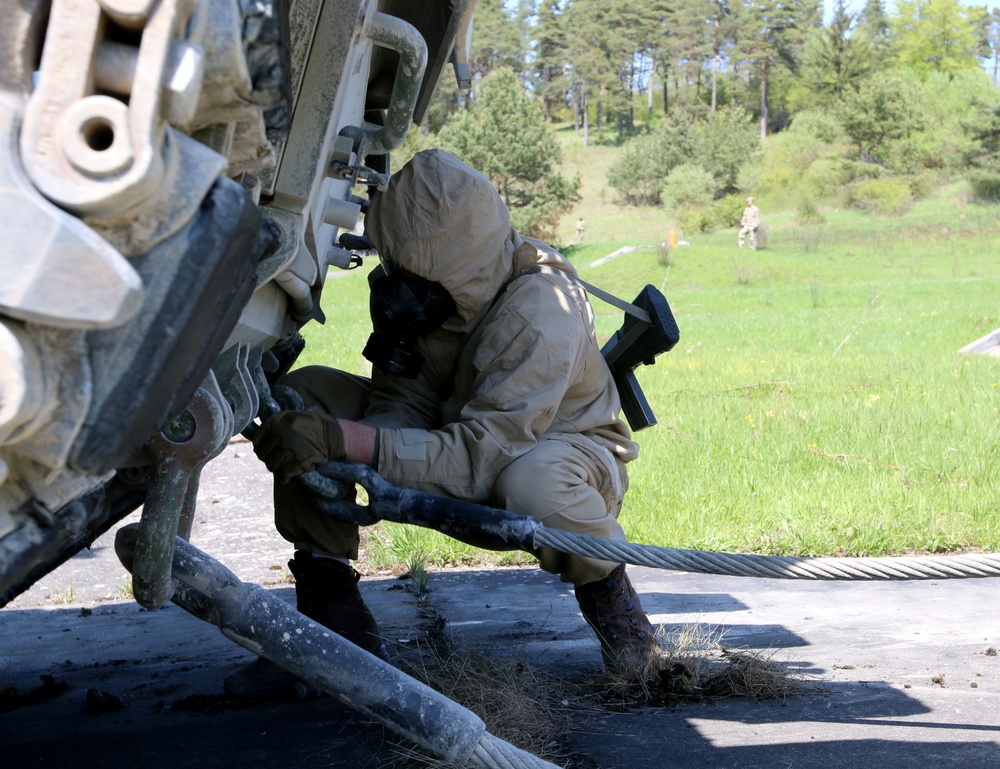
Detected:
[{"left": 362, "top": 263, "right": 457, "bottom": 378}]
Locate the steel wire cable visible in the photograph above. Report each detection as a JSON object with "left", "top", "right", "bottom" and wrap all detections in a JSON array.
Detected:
[
  {"left": 469, "top": 732, "right": 563, "bottom": 769},
  {"left": 534, "top": 527, "right": 1000, "bottom": 580}
]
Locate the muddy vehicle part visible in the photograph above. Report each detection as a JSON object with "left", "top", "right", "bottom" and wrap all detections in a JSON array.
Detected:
[{"left": 1, "top": 0, "right": 476, "bottom": 605}]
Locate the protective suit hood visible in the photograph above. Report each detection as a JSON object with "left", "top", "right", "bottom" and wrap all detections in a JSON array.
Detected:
[{"left": 365, "top": 149, "right": 567, "bottom": 331}]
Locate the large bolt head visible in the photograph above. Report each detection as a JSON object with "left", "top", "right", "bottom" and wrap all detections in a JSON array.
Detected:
[{"left": 164, "top": 43, "right": 205, "bottom": 125}]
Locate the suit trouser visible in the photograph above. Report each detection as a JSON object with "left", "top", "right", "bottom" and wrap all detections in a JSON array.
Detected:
[{"left": 270, "top": 366, "right": 626, "bottom": 585}]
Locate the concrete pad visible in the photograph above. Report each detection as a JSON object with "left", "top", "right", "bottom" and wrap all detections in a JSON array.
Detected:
[{"left": 3, "top": 441, "right": 1000, "bottom": 768}]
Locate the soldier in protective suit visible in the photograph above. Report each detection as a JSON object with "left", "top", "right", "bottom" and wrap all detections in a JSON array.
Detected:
[{"left": 226, "top": 150, "right": 655, "bottom": 698}]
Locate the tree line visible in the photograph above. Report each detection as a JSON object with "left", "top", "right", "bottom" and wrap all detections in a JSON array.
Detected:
[{"left": 408, "top": 0, "right": 1000, "bottom": 239}]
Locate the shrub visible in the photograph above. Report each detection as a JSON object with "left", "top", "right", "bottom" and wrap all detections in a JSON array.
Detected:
[
  {"left": 799, "top": 158, "right": 844, "bottom": 201},
  {"left": 905, "top": 170, "right": 939, "bottom": 201},
  {"left": 694, "top": 106, "right": 762, "bottom": 195},
  {"left": 713, "top": 194, "right": 747, "bottom": 228},
  {"left": 679, "top": 207, "right": 716, "bottom": 235},
  {"left": 657, "top": 242, "right": 673, "bottom": 268},
  {"left": 839, "top": 159, "right": 885, "bottom": 184},
  {"left": 755, "top": 222, "right": 769, "bottom": 249},
  {"left": 609, "top": 108, "right": 760, "bottom": 206},
  {"left": 796, "top": 197, "right": 826, "bottom": 225},
  {"left": 662, "top": 164, "right": 715, "bottom": 209},
  {"left": 849, "top": 178, "right": 914, "bottom": 216},
  {"left": 608, "top": 133, "right": 664, "bottom": 205},
  {"left": 788, "top": 110, "right": 846, "bottom": 145},
  {"left": 969, "top": 172, "right": 1000, "bottom": 203}
]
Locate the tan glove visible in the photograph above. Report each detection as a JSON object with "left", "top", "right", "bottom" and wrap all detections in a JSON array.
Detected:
[{"left": 252, "top": 410, "right": 346, "bottom": 482}]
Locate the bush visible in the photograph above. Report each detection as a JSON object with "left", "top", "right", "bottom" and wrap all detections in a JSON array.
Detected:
[
  {"left": 849, "top": 178, "right": 914, "bottom": 216},
  {"left": 609, "top": 108, "right": 760, "bottom": 206},
  {"left": 796, "top": 197, "right": 826, "bottom": 225},
  {"left": 969, "top": 172, "right": 1000, "bottom": 203},
  {"left": 713, "top": 193, "right": 747, "bottom": 228},
  {"left": 662, "top": 164, "right": 715, "bottom": 210},
  {"left": 905, "top": 170, "right": 939, "bottom": 201},
  {"left": 679, "top": 207, "right": 716, "bottom": 235},
  {"left": 694, "top": 106, "right": 762, "bottom": 195},
  {"left": 608, "top": 133, "right": 664, "bottom": 205},
  {"left": 656, "top": 242, "right": 673, "bottom": 268},
  {"left": 788, "top": 110, "right": 846, "bottom": 145},
  {"left": 839, "top": 159, "right": 885, "bottom": 184},
  {"left": 754, "top": 222, "right": 769, "bottom": 249},
  {"left": 799, "top": 158, "right": 844, "bottom": 201}
]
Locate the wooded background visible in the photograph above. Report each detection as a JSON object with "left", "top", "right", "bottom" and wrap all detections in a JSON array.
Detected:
[{"left": 400, "top": 0, "right": 1000, "bottom": 241}]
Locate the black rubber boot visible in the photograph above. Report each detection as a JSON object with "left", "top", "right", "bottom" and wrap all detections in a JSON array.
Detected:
[
  {"left": 288, "top": 551, "right": 387, "bottom": 659},
  {"left": 575, "top": 564, "right": 656, "bottom": 669},
  {"left": 224, "top": 552, "right": 386, "bottom": 699}
]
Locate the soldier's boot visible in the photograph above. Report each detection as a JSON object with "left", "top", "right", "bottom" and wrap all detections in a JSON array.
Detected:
[
  {"left": 575, "top": 564, "right": 656, "bottom": 670},
  {"left": 223, "top": 551, "right": 387, "bottom": 699}
]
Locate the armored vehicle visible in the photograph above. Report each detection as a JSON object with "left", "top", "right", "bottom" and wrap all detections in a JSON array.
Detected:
[{"left": 1, "top": 0, "right": 474, "bottom": 606}]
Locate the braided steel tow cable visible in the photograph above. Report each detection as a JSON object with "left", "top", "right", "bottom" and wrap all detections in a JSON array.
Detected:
[
  {"left": 535, "top": 527, "right": 1000, "bottom": 580},
  {"left": 470, "top": 732, "right": 563, "bottom": 769}
]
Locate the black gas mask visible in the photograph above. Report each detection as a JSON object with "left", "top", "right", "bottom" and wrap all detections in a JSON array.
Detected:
[{"left": 362, "top": 263, "right": 457, "bottom": 378}]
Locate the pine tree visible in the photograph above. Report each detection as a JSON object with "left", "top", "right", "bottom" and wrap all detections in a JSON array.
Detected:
[
  {"left": 735, "top": 0, "right": 802, "bottom": 137},
  {"left": 802, "top": 0, "right": 873, "bottom": 96},
  {"left": 856, "top": 0, "right": 891, "bottom": 58},
  {"left": 986, "top": 9, "right": 1000, "bottom": 86},
  {"left": 437, "top": 68, "right": 579, "bottom": 239},
  {"left": 892, "top": 0, "right": 982, "bottom": 77},
  {"left": 562, "top": 0, "right": 615, "bottom": 144},
  {"left": 835, "top": 72, "right": 917, "bottom": 163},
  {"left": 534, "top": 0, "right": 567, "bottom": 121},
  {"left": 469, "top": 0, "right": 529, "bottom": 80}
]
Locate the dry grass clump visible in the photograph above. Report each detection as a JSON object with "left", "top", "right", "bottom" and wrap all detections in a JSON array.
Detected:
[
  {"left": 391, "top": 640, "right": 576, "bottom": 768},
  {"left": 385, "top": 613, "right": 804, "bottom": 766},
  {"left": 594, "top": 624, "right": 805, "bottom": 709}
]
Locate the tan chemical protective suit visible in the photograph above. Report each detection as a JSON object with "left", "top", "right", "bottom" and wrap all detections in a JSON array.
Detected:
[{"left": 275, "top": 150, "right": 640, "bottom": 585}]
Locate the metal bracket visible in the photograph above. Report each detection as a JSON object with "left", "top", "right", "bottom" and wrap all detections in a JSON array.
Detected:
[
  {"left": 338, "top": 11, "right": 428, "bottom": 160},
  {"left": 132, "top": 381, "right": 231, "bottom": 609}
]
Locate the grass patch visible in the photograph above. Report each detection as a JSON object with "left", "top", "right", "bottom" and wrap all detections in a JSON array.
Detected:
[
  {"left": 115, "top": 574, "right": 134, "bottom": 601},
  {"left": 49, "top": 582, "right": 74, "bottom": 605}
]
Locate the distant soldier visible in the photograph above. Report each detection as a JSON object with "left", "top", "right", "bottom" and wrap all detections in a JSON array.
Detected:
[
  {"left": 738, "top": 197, "right": 761, "bottom": 250},
  {"left": 576, "top": 217, "right": 586, "bottom": 242}
]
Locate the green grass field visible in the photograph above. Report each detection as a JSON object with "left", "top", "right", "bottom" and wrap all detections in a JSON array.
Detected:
[{"left": 297, "top": 139, "right": 1000, "bottom": 570}]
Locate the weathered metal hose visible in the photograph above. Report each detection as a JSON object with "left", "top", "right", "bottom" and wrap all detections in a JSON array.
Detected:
[{"left": 114, "top": 524, "right": 561, "bottom": 769}]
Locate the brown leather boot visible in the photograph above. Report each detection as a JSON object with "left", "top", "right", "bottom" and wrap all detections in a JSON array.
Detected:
[
  {"left": 575, "top": 564, "right": 656, "bottom": 669},
  {"left": 224, "top": 551, "right": 386, "bottom": 699}
]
